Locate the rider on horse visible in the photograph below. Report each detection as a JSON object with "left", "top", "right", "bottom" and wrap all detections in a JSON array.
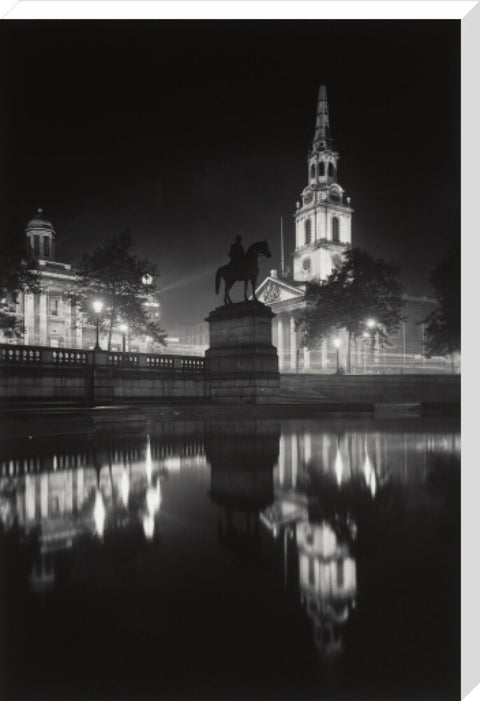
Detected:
[{"left": 228, "top": 236, "right": 245, "bottom": 276}]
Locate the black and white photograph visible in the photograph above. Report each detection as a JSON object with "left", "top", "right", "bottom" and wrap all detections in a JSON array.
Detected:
[{"left": 0, "top": 5, "right": 466, "bottom": 701}]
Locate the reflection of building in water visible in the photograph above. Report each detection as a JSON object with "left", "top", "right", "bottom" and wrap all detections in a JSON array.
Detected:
[
  {"left": 0, "top": 430, "right": 208, "bottom": 588},
  {"left": 274, "top": 422, "right": 461, "bottom": 494},
  {"left": 297, "top": 521, "right": 356, "bottom": 658},
  {"left": 261, "top": 420, "right": 460, "bottom": 660}
]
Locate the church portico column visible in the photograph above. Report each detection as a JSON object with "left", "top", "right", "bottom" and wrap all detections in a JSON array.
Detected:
[
  {"left": 303, "top": 346, "right": 311, "bottom": 371},
  {"left": 290, "top": 316, "right": 298, "bottom": 371},
  {"left": 277, "top": 314, "right": 284, "bottom": 372}
]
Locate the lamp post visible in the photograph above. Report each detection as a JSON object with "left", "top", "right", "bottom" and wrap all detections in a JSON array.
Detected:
[
  {"left": 366, "top": 318, "right": 377, "bottom": 371},
  {"left": 333, "top": 337, "right": 341, "bottom": 374},
  {"left": 119, "top": 323, "right": 128, "bottom": 353},
  {"left": 142, "top": 273, "right": 153, "bottom": 289},
  {"left": 361, "top": 331, "right": 369, "bottom": 373},
  {"left": 92, "top": 299, "right": 104, "bottom": 350}
]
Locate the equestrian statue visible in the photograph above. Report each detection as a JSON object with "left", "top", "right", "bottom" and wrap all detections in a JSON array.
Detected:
[{"left": 215, "top": 236, "right": 271, "bottom": 305}]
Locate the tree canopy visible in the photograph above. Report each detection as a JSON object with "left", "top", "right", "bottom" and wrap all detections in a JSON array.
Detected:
[
  {"left": 297, "top": 248, "right": 404, "bottom": 370},
  {"left": 72, "top": 232, "right": 167, "bottom": 350},
  {"left": 0, "top": 197, "right": 38, "bottom": 339},
  {"left": 423, "top": 245, "right": 460, "bottom": 358}
]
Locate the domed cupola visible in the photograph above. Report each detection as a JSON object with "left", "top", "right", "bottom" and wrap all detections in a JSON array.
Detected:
[{"left": 26, "top": 208, "right": 56, "bottom": 260}]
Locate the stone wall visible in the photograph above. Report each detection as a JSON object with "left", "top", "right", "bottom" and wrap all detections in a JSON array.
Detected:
[{"left": 280, "top": 373, "right": 460, "bottom": 405}]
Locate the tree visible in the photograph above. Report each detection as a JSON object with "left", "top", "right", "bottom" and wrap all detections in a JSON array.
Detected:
[
  {"left": 297, "top": 248, "right": 404, "bottom": 372},
  {"left": 0, "top": 197, "right": 39, "bottom": 340},
  {"left": 423, "top": 245, "right": 460, "bottom": 360},
  {"left": 72, "top": 232, "right": 167, "bottom": 351}
]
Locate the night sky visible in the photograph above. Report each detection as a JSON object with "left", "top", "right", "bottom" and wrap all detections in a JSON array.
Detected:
[{"left": 0, "top": 20, "right": 460, "bottom": 329}]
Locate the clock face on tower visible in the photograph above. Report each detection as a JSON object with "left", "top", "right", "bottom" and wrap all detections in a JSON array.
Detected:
[{"left": 329, "top": 184, "right": 341, "bottom": 202}]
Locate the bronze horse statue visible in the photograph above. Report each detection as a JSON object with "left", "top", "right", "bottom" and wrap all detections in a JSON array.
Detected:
[{"left": 215, "top": 240, "right": 271, "bottom": 304}]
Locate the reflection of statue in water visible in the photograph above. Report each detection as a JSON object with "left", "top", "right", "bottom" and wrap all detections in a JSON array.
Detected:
[
  {"left": 207, "top": 420, "right": 279, "bottom": 565},
  {"left": 215, "top": 239, "right": 271, "bottom": 305}
]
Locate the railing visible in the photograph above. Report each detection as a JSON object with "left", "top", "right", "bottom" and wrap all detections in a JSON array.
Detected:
[
  {"left": 0, "top": 343, "right": 205, "bottom": 374},
  {"left": 52, "top": 350, "right": 88, "bottom": 365},
  {"left": 1, "top": 346, "right": 41, "bottom": 364}
]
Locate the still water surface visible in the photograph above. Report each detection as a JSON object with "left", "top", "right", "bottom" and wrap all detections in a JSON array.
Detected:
[{"left": 0, "top": 416, "right": 460, "bottom": 700}]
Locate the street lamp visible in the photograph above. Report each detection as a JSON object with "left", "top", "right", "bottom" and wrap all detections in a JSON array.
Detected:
[
  {"left": 333, "top": 337, "right": 341, "bottom": 374},
  {"left": 142, "top": 273, "right": 153, "bottom": 288},
  {"left": 365, "top": 319, "right": 377, "bottom": 370},
  {"left": 92, "top": 299, "right": 104, "bottom": 350},
  {"left": 119, "top": 322, "right": 128, "bottom": 353}
]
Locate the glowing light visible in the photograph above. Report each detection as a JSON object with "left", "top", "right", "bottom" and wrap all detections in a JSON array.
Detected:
[
  {"left": 363, "top": 452, "right": 376, "bottom": 497},
  {"left": 366, "top": 318, "right": 376, "bottom": 329},
  {"left": 333, "top": 337, "right": 341, "bottom": 348},
  {"left": 145, "top": 434, "right": 152, "bottom": 483},
  {"left": 335, "top": 448, "right": 344, "bottom": 485},
  {"left": 93, "top": 488, "right": 105, "bottom": 538},
  {"left": 146, "top": 479, "right": 162, "bottom": 516},
  {"left": 142, "top": 273, "right": 153, "bottom": 287},
  {"left": 120, "top": 466, "right": 130, "bottom": 507},
  {"left": 143, "top": 514, "right": 154, "bottom": 540},
  {"left": 162, "top": 456, "right": 181, "bottom": 472},
  {"left": 92, "top": 299, "right": 103, "bottom": 315}
]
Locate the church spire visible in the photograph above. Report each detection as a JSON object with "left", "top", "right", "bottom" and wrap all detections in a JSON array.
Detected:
[{"left": 312, "top": 84, "right": 332, "bottom": 152}]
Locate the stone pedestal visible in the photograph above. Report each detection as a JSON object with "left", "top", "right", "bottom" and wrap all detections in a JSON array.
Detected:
[{"left": 205, "top": 301, "right": 279, "bottom": 404}]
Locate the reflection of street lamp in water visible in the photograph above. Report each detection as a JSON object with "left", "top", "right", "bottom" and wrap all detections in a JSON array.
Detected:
[
  {"left": 333, "top": 338, "right": 341, "bottom": 374},
  {"left": 143, "top": 434, "right": 162, "bottom": 539},
  {"left": 92, "top": 299, "right": 104, "bottom": 350}
]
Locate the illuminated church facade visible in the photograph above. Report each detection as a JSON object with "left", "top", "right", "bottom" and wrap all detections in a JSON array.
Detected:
[{"left": 255, "top": 85, "right": 446, "bottom": 373}]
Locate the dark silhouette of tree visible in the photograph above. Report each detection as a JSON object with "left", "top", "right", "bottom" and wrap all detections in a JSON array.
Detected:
[
  {"left": 71, "top": 232, "right": 167, "bottom": 351},
  {"left": 297, "top": 248, "right": 404, "bottom": 372},
  {"left": 0, "top": 196, "right": 39, "bottom": 339},
  {"left": 423, "top": 246, "right": 460, "bottom": 359}
]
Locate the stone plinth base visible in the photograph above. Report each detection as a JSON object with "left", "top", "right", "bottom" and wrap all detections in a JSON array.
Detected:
[{"left": 205, "top": 301, "right": 279, "bottom": 404}]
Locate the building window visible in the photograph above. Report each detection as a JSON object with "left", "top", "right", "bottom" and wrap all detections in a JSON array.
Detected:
[
  {"left": 308, "top": 557, "right": 315, "bottom": 586},
  {"left": 310, "top": 163, "right": 315, "bottom": 180},
  {"left": 302, "top": 258, "right": 311, "bottom": 272},
  {"left": 44, "top": 236, "right": 50, "bottom": 258},
  {"left": 33, "top": 235, "right": 40, "bottom": 256},
  {"left": 332, "top": 217, "right": 340, "bottom": 242},
  {"left": 328, "top": 162, "right": 335, "bottom": 177},
  {"left": 318, "top": 161, "right": 325, "bottom": 177},
  {"left": 305, "top": 219, "right": 312, "bottom": 245},
  {"left": 50, "top": 297, "right": 59, "bottom": 316}
]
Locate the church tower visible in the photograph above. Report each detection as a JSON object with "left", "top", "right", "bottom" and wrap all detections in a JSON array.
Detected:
[{"left": 293, "top": 85, "right": 352, "bottom": 282}]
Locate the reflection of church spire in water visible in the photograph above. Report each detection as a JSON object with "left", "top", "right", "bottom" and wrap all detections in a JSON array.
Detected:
[{"left": 297, "top": 521, "right": 357, "bottom": 660}]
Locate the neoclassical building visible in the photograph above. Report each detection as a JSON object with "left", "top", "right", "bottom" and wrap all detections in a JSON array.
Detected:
[
  {"left": 4, "top": 209, "right": 161, "bottom": 352},
  {"left": 255, "top": 85, "right": 445, "bottom": 373}
]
